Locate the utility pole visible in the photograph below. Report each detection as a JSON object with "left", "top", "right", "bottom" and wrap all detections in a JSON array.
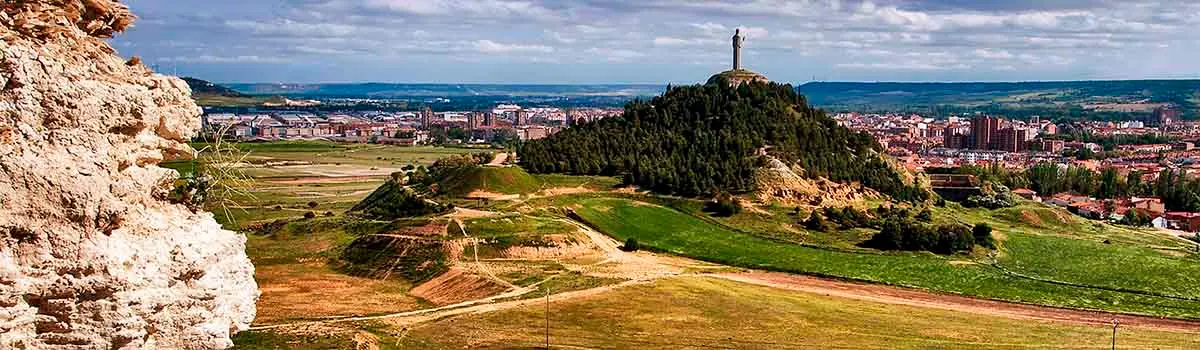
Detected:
[
  {"left": 544, "top": 286, "right": 551, "bottom": 349},
  {"left": 1111, "top": 318, "right": 1120, "bottom": 350}
]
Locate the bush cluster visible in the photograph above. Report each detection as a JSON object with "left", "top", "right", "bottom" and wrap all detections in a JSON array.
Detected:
[
  {"left": 964, "top": 183, "right": 1017, "bottom": 209},
  {"left": 703, "top": 193, "right": 742, "bottom": 217},
  {"left": 862, "top": 216, "right": 994, "bottom": 255}
]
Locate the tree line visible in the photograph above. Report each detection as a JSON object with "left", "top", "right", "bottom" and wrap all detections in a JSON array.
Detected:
[
  {"left": 519, "top": 81, "right": 927, "bottom": 201},
  {"left": 944, "top": 163, "right": 1200, "bottom": 212}
]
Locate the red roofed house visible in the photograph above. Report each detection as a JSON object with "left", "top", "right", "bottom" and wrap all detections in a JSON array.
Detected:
[
  {"left": 1165, "top": 212, "right": 1200, "bottom": 232},
  {"left": 1011, "top": 188, "right": 1039, "bottom": 201}
]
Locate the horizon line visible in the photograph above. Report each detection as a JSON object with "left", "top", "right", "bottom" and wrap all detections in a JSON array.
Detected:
[{"left": 201, "top": 78, "right": 1200, "bottom": 86}]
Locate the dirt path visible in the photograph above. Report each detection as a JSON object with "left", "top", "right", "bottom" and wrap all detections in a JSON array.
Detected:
[
  {"left": 1158, "top": 228, "right": 1200, "bottom": 248},
  {"left": 451, "top": 217, "right": 519, "bottom": 290},
  {"left": 485, "top": 152, "right": 508, "bottom": 167},
  {"left": 447, "top": 207, "right": 499, "bottom": 219},
  {"left": 711, "top": 272, "right": 1200, "bottom": 332},
  {"left": 251, "top": 280, "right": 647, "bottom": 332},
  {"left": 266, "top": 175, "right": 384, "bottom": 185}
]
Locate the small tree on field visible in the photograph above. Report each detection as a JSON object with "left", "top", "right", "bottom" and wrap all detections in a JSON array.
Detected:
[
  {"left": 622, "top": 238, "right": 640, "bottom": 252},
  {"left": 804, "top": 212, "right": 832, "bottom": 232},
  {"left": 307, "top": 201, "right": 319, "bottom": 209},
  {"left": 916, "top": 208, "right": 933, "bottom": 222},
  {"left": 973, "top": 223, "right": 994, "bottom": 248}
]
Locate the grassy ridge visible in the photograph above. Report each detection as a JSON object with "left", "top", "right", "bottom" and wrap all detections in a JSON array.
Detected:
[
  {"left": 435, "top": 166, "right": 541, "bottom": 197},
  {"left": 572, "top": 197, "right": 1200, "bottom": 318}
]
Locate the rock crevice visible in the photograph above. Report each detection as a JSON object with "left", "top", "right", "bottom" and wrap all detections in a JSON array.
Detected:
[{"left": 0, "top": 1, "right": 257, "bottom": 349}]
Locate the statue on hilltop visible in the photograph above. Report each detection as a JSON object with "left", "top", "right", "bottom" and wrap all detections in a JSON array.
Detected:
[{"left": 732, "top": 28, "right": 744, "bottom": 71}]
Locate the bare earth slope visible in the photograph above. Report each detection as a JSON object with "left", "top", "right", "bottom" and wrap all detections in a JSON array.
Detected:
[{"left": 0, "top": 1, "right": 257, "bottom": 349}]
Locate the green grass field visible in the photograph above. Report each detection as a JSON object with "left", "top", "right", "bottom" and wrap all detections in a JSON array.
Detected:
[
  {"left": 434, "top": 166, "right": 542, "bottom": 197},
  {"left": 392, "top": 277, "right": 1200, "bottom": 349},
  {"left": 570, "top": 197, "right": 1200, "bottom": 318}
]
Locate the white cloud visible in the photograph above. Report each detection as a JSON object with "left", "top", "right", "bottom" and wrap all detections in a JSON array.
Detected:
[
  {"left": 836, "top": 61, "right": 971, "bottom": 71},
  {"left": 973, "top": 48, "right": 1014, "bottom": 60},
  {"left": 116, "top": 0, "right": 1200, "bottom": 82},
  {"left": 473, "top": 39, "right": 553, "bottom": 53},
  {"left": 225, "top": 19, "right": 363, "bottom": 37},
  {"left": 546, "top": 30, "right": 577, "bottom": 44},
  {"left": 160, "top": 55, "right": 288, "bottom": 63},
  {"left": 691, "top": 22, "right": 727, "bottom": 35},
  {"left": 653, "top": 36, "right": 691, "bottom": 46},
  {"left": 362, "top": 0, "right": 559, "bottom": 20},
  {"left": 585, "top": 48, "right": 645, "bottom": 62}
]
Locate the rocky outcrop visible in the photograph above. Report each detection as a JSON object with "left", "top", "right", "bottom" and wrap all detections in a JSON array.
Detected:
[
  {"left": 707, "top": 69, "right": 769, "bottom": 86},
  {"left": 753, "top": 156, "right": 877, "bottom": 207},
  {"left": 0, "top": 1, "right": 257, "bottom": 349}
]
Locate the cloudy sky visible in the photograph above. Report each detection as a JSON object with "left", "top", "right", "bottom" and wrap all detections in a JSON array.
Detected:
[{"left": 112, "top": 0, "right": 1200, "bottom": 84}]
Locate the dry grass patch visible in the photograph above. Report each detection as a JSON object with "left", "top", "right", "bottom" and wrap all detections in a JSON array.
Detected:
[
  {"left": 409, "top": 268, "right": 510, "bottom": 306},
  {"left": 254, "top": 264, "right": 424, "bottom": 324}
]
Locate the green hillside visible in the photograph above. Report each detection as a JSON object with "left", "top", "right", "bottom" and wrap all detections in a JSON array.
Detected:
[
  {"left": 349, "top": 175, "right": 451, "bottom": 220},
  {"left": 417, "top": 155, "right": 541, "bottom": 197},
  {"left": 432, "top": 166, "right": 540, "bottom": 197},
  {"left": 183, "top": 77, "right": 268, "bottom": 107},
  {"left": 569, "top": 196, "right": 1200, "bottom": 318},
  {"left": 520, "top": 81, "right": 926, "bottom": 201}
]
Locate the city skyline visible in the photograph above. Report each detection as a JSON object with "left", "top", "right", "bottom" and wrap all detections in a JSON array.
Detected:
[{"left": 114, "top": 0, "right": 1200, "bottom": 84}]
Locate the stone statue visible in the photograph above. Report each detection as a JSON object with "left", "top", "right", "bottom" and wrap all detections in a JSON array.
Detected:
[{"left": 732, "top": 28, "right": 744, "bottom": 70}]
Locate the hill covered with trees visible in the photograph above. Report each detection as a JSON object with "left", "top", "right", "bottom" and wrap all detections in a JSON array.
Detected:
[{"left": 519, "top": 82, "right": 926, "bottom": 201}]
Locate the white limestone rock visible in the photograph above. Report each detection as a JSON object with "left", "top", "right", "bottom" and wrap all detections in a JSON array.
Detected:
[{"left": 0, "top": 1, "right": 258, "bottom": 349}]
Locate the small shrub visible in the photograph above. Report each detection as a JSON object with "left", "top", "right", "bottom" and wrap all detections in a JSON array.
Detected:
[
  {"left": 803, "top": 213, "right": 832, "bottom": 232},
  {"left": 307, "top": 201, "right": 319, "bottom": 209},
  {"left": 704, "top": 194, "right": 741, "bottom": 217},
  {"left": 323, "top": 211, "right": 335, "bottom": 217},
  {"left": 916, "top": 208, "right": 933, "bottom": 222},
  {"left": 303, "top": 211, "right": 317, "bottom": 219},
  {"left": 273, "top": 205, "right": 282, "bottom": 210},
  {"left": 972, "top": 223, "right": 995, "bottom": 248},
  {"left": 622, "top": 238, "right": 640, "bottom": 252}
]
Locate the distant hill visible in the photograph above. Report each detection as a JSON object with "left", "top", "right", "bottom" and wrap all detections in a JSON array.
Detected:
[
  {"left": 799, "top": 80, "right": 1200, "bottom": 120},
  {"left": 224, "top": 83, "right": 664, "bottom": 98},
  {"left": 520, "top": 81, "right": 927, "bottom": 201},
  {"left": 182, "top": 77, "right": 246, "bottom": 97},
  {"left": 182, "top": 77, "right": 266, "bottom": 107}
]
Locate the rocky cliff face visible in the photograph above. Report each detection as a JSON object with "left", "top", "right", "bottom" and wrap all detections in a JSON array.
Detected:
[
  {"left": 753, "top": 156, "right": 877, "bottom": 207},
  {"left": 0, "top": 1, "right": 257, "bottom": 349}
]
